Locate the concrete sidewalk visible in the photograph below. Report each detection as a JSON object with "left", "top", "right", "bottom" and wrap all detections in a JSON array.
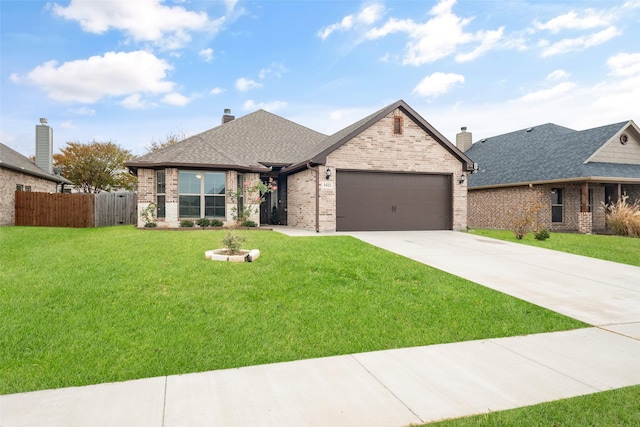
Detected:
[
  {"left": 2, "top": 230, "right": 640, "bottom": 426},
  {"left": 2, "top": 326, "right": 640, "bottom": 426}
]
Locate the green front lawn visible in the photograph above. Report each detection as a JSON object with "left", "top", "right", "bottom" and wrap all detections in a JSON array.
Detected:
[
  {"left": 0, "top": 226, "right": 585, "bottom": 395},
  {"left": 430, "top": 384, "right": 640, "bottom": 426},
  {"left": 470, "top": 229, "right": 640, "bottom": 267}
]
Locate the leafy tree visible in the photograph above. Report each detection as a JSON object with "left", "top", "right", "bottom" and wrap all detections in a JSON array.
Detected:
[
  {"left": 53, "top": 141, "right": 136, "bottom": 193},
  {"left": 144, "top": 131, "right": 188, "bottom": 154}
]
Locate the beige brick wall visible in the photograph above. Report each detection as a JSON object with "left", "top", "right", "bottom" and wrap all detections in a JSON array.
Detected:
[
  {"left": 0, "top": 168, "right": 58, "bottom": 226},
  {"left": 135, "top": 168, "right": 261, "bottom": 227},
  {"left": 324, "top": 109, "right": 467, "bottom": 231},
  {"left": 469, "top": 183, "right": 608, "bottom": 233},
  {"left": 287, "top": 168, "right": 317, "bottom": 230}
]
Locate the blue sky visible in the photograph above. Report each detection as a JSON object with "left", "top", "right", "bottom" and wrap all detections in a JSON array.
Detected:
[{"left": 2, "top": 0, "right": 639, "bottom": 158}]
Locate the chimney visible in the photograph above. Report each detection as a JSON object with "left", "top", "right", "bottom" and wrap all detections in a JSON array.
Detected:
[
  {"left": 456, "top": 126, "right": 472, "bottom": 152},
  {"left": 35, "top": 118, "right": 53, "bottom": 173},
  {"left": 222, "top": 108, "right": 235, "bottom": 124}
]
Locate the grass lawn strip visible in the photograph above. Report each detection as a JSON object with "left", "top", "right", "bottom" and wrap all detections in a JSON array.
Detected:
[
  {"left": 470, "top": 228, "right": 640, "bottom": 267},
  {"left": 427, "top": 384, "right": 640, "bottom": 426},
  {"left": 0, "top": 226, "right": 585, "bottom": 395}
]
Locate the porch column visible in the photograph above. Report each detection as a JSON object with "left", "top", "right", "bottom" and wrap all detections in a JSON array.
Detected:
[
  {"left": 579, "top": 182, "right": 592, "bottom": 234},
  {"left": 581, "top": 182, "right": 589, "bottom": 213}
]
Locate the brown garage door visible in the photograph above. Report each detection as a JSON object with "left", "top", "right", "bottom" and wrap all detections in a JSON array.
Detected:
[{"left": 336, "top": 171, "right": 452, "bottom": 231}]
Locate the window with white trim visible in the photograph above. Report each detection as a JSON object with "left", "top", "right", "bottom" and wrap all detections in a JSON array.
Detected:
[{"left": 178, "top": 171, "right": 225, "bottom": 218}]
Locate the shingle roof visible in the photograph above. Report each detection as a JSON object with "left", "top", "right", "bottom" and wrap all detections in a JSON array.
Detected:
[
  {"left": 127, "top": 110, "right": 327, "bottom": 171},
  {"left": 127, "top": 101, "right": 475, "bottom": 174},
  {"left": 0, "top": 143, "right": 71, "bottom": 184},
  {"left": 466, "top": 121, "right": 640, "bottom": 187}
]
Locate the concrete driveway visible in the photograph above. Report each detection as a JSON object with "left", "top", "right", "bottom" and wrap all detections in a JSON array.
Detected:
[{"left": 347, "top": 230, "right": 640, "bottom": 326}]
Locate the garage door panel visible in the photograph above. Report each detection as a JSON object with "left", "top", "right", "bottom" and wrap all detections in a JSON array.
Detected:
[{"left": 336, "top": 171, "right": 451, "bottom": 231}]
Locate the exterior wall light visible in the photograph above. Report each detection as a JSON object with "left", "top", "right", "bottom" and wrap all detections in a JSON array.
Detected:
[
  {"left": 458, "top": 173, "right": 465, "bottom": 184},
  {"left": 326, "top": 167, "right": 332, "bottom": 180}
]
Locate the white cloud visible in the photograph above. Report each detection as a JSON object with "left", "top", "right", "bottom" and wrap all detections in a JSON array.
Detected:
[
  {"left": 607, "top": 52, "right": 640, "bottom": 77},
  {"left": 121, "top": 94, "right": 147, "bottom": 109},
  {"left": 534, "top": 9, "right": 614, "bottom": 33},
  {"left": 364, "top": 0, "right": 502, "bottom": 65},
  {"left": 199, "top": 48, "right": 214, "bottom": 62},
  {"left": 210, "top": 87, "right": 224, "bottom": 95},
  {"left": 455, "top": 27, "right": 504, "bottom": 62},
  {"left": 547, "top": 69, "right": 570, "bottom": 81},
  {"left": 242, "top": 100, "right": 287, "bottom": 112},
  {"left": 516, "top": 82, "right": 577, "bottom": 102},
  {"left": 235, "top": 77, "right": 262, "bottom": 92},
  {"left": 540, "top": 26, "right": 621, "bottom": 57},
  {"left": 258, "top": 62, "right": 287, "bottom": 80},
  {"left": 12, "top": 51, "right": 174, "bottom": 103},
  {"left": 413, "top": 72, "right": 465, "bottom": 98},
  {"left": 162, "top": 92, "right": 190, "bottom": 106},
  {"left": 51, "top": 0, "right": 224, "bottom": 50},
  {"left": 318, "top": 3, "right": 385, "bottom": 39}
]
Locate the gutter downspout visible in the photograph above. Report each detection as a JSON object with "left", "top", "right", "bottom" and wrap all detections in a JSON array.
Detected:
[{"left": 307, "top": 162, "right": 320, "bottom": 233}]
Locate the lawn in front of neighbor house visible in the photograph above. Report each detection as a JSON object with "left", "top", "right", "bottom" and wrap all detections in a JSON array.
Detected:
[
  {"left": 0, "top": 226, "right": 586, "bottom": 395},
  {"left": 470, "top": 228, "right": 640, "bottom": 267},
  {"left": 429, "top": 384, "right": 640, "bottom": 426}
]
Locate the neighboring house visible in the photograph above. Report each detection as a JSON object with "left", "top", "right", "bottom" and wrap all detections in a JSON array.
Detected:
[
  {"left": 0, "top": 143, "right": 71, "bottom": 226},
  {"left": 126, "top": 100, "right": 474, "bottom": 231},
  {"left": 456, "top": 120, "right": 640, "bottom": 234}
]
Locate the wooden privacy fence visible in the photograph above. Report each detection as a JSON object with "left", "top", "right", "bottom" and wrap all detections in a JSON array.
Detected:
[{"left": 15, "top": 192, "right": 137, "bottom": 227}]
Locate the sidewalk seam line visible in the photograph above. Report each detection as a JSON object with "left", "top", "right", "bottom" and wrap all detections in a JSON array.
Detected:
[
  {"left": 161, "top": 376, "right": 168, "bottom": 427},
  {"left": 489, "top": 338, "right": 603, "bottom": 392},
  {"left": 349, "top": 354, "right": 424, "bottom": 424}
]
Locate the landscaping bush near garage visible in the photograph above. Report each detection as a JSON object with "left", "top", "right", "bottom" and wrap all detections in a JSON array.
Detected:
[
  {"left": 0, "top": 226, "right": 585, "bottom": 395},
  {"left": 471, "top": 229, "right": 640, "bottom": 267}
]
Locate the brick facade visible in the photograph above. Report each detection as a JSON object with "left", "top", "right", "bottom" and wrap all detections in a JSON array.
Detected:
[
  {"left": 135, "top": 168, "right": 260, "bottom": 227},
  {"left": 468, "top": 183, "right": 623, "bottom": 233},
  {"left": 0, "top": 168, "right": 58, "bottom": 226},
  {"left": 132, "top": 107, "right": 469, "bottom": 231},
  {"left": 325, "top": 109, "right": 467, "bottom": 231},
  {"left": 286, "top": 168, "right": 317, "bottom": 230}
]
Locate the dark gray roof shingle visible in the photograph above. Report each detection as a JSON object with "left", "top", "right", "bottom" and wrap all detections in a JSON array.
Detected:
[
  {"left": 0, "top": 143, "right": 71, "bottom": 184},
  {"left": 467, "top": 121, "right": 637, "bottom": 187}
]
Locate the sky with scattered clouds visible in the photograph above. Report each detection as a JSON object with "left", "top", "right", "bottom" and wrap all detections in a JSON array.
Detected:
[{"left": 1, "top": 0, "right": 639, "bottom": 157}]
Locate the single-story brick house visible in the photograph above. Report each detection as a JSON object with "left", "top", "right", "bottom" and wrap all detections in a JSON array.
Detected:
[
  {"left": 126, "top": 100, "right": 474, "bottom": 231},
  {"left": 0, "top": 142, "right": 71, "bottom": 226},
  {"left": 456, "top": 120, "right": 640, "bottom": 234}
]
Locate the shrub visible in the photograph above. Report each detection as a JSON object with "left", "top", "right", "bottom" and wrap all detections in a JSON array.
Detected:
[
  {"left": 270, "top": 206, "right": 281, "bottom": 225},
  {"left": 179, "top": 220, "right": 194, "bottom": 227},
  {"left": 604, "top": 195, "right": 640, "bottom": 237},
  {"left": 241, "top": 220, "right": 257, "bottom": 227},
  {"left": 222, "top": 231, "right": 246, "bottom": 255},
  {"left": 534, "top": 228, "right": 550, "bottom": 241},
  {"left": 196, "top": 218, "right": 210, "bottom": 228},
  {"left": 508, "top": 202, "right": 542, "bottom": 240},
  {"left": 209, "top": 219, "right": 223, "bottom": 227},
  {"left": 140, "top": 203, "right": 157, "bottom": 227}
]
